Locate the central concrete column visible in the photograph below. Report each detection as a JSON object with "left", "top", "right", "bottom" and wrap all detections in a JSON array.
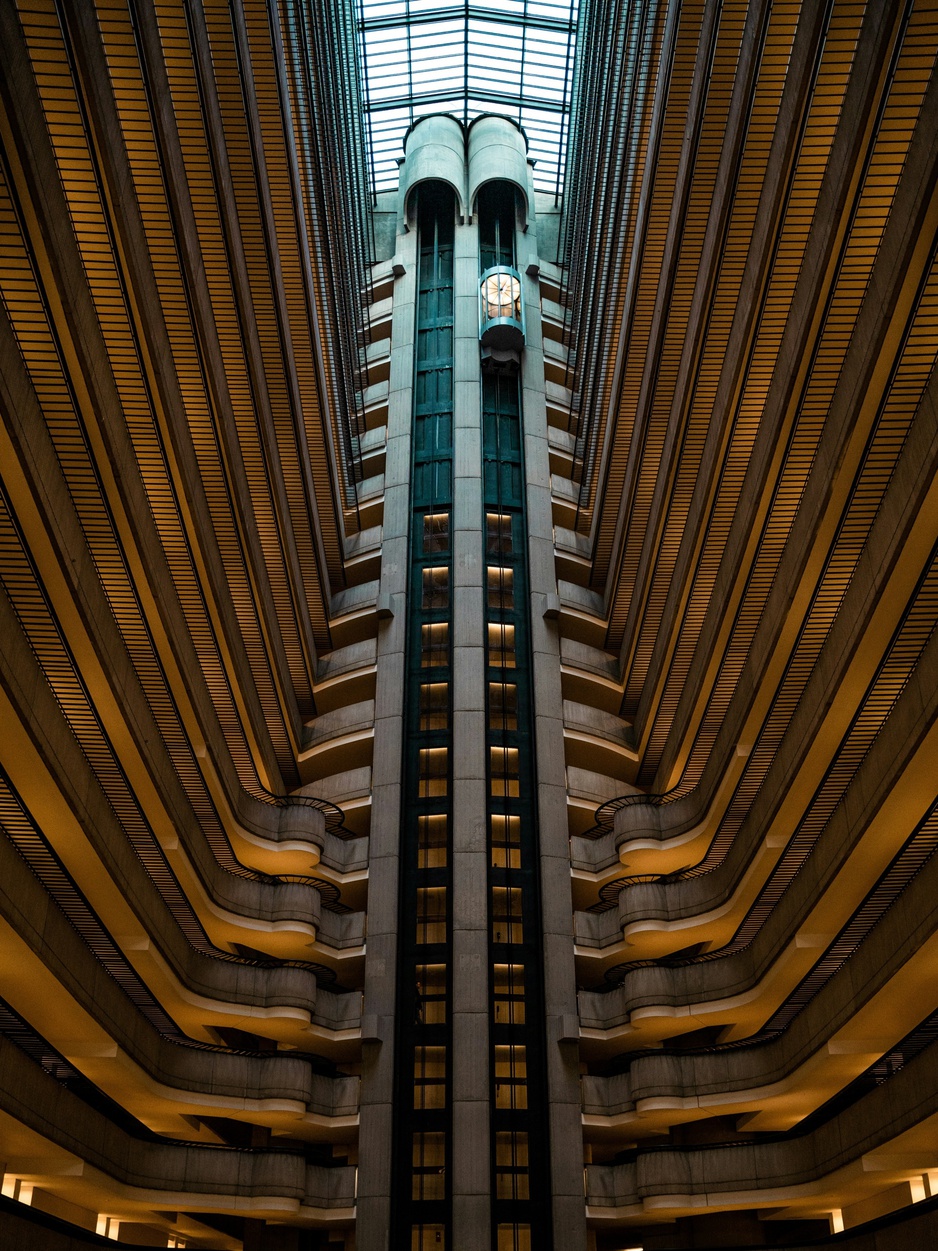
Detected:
[{"left": 450, "top": 205, "right": 491, "bottom": 1247}]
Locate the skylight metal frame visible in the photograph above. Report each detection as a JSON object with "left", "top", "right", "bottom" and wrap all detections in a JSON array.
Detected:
[{"left": 358, "top": 0, "right": 579, "bottom": 201}]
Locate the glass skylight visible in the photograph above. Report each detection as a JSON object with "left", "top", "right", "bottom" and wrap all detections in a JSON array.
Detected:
[{"left": 358, "top": 0, "right": 579, "bottom": 198}]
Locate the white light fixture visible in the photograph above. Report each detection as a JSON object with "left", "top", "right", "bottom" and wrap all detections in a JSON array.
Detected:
[{"left": 480, "top": 265, "right": 524, "bottom": 355}]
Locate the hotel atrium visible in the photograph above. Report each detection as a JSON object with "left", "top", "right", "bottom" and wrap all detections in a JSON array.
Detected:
[{"left": 1, "top": 0, "right": 938, "bottom": 1248}]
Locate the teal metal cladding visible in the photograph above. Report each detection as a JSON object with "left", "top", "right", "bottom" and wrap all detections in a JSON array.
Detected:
[{"left": 392, "top": 183, "right": 455, "bottom": 1250}]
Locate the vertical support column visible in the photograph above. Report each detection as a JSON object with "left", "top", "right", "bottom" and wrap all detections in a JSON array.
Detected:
[
  {"left": 358, "top": 226, "right": 419, "bottom": 1251},
  {"left": 517, "top": 181, "right": 589, "bottom": 1251},
  {"left": 450, "top": 206, "right": 491, "bottom": 1247}
]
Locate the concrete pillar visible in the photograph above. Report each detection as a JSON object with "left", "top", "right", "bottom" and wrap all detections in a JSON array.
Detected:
[
  {"left": 518, "top": 173, "right": 588, "bottom": 1251},
  {"left": 450, "top": 209, "right": 491, "bottom": 1247},
  {"left": 356, "top": 223, "right": 419, "bottom": 1251}
]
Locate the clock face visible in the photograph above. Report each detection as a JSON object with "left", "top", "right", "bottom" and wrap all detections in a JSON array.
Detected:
[{"left": 484, "top": 271, "right": 522, "bottom": 323}]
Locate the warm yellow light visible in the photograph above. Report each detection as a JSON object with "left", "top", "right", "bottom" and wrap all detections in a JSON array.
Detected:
[{"left": 484, "top": 271, "right": 521, "bottom": 321}]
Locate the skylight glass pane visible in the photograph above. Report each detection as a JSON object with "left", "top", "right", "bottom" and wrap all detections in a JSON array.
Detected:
[{"left": 358, "top": 0, "right": 578, "bottom": 197}]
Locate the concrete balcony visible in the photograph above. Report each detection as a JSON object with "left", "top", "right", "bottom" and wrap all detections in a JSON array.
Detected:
[{"left": 299, "top": 700, "right": 376, "bottom": 785}]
